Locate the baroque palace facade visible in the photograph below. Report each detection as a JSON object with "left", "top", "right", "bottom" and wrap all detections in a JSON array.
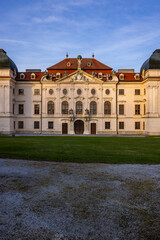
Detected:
[{"left": 0, "top": 49, "right": 160, "bottom": 135}]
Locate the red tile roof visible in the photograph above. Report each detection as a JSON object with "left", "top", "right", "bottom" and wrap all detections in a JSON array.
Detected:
[
  {"left": 16, "top": 72, "right": 43, "bottom": 81},
  {"left": 116, "top": 72, "right": 142, "bottom": 82},
  {"left": 47, "top": 58, "right": 112, "bottom": 70}
]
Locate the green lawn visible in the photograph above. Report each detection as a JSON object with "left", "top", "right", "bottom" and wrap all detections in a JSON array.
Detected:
[{"left": 0, "top": 136, "right": 160, "bottom": 163}]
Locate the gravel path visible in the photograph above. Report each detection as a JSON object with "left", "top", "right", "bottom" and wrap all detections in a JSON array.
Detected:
[{"left": 0, "top": 159, "right": 160, "bottom": 240}]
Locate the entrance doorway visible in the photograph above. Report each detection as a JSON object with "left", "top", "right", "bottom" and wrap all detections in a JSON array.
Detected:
[
  {"left": 91, "top": 123, "right": 96, "bottom": 134},
  {"left": 62, "top": 123, "right": 68, "bottom": 134},
  {"left": 74, "top": 120, "right": 84, "bottom": 134}
]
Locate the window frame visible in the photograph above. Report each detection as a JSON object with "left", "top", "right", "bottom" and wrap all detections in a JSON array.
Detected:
[
  {"left": 48, "top": 121, "right": 54, "bottom": 129},
  {"left": 119, "top": 89, "right": 124, "bottom": 95},
  {"left": 90, "top": 101, "right": 97, "bottom": 115},
  {"left": 104, "top": 101, "right": 111, "bottom": 115},
  {"left": 119, "top": 122, "right": 124, "bottom": 129},
  {"left": 34, "top": 104, "right": 40, "bottom": 115},
  {"left": 135, "top": 104, "right": 140, "bottom": 115},
  {"left": 135, "top": 122, "right": 140, "bottom": 130},
  {"left": 62, "top": 101, "right": 69, "bottom": 114},
  {"left": 18, "top": 104, "right": 24, "bottom": 114},
  {"left": 48, "top": 101, "right": 54, "bottom": 115},
  {"left": 34, "top": 121, "right": 40, "bottom": 129},
  {"left": 105, "top": 122, "right": 110, "bottom": 129},
  {"left": 18, "top": 121, "right": 24, "bottom": 129},
  {"left": 119, "top": 104, "right": 124, "bottom": 115},
  {"left": 135, "top": 89, "right": 140, "bottom": 95},
  {"left": 18, "top": 89, "right": 24, "bottom": 95},
  {"left": 76, "top": 101, "right": 83, "bottom": 114}
]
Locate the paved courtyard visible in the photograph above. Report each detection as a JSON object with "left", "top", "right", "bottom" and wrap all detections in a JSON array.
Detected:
[{"left": 0, "top": 158, "right": 160, "bottom": 240}]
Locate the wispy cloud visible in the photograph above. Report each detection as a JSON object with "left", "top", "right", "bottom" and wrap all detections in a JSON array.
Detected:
[{"left": 0, "top": 39, "right": 30, "bottom": 45}]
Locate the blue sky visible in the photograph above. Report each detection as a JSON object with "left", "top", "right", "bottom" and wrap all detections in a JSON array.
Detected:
[{"left": 0, "top": 0, "right": 160, "bottom": 72}]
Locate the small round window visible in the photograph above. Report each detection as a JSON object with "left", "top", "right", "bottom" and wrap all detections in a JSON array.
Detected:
[
  {"left": 49, "top": 89, "right": 53, "bottom": 95},
  {"left": 91, "top": 89, "right": 96, "bottom": 95},
  {"left": 77, "top": 89, "right": 82, "bottom": 95},
  {"left": 63, "top": 89, "right": 67, "bottom": 95},
  {"left": 105, "top": 89, "right": 110, "bottom": 95}
]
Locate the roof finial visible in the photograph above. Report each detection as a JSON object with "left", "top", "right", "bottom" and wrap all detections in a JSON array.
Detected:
[
  {"left": 66, "top": 53, "right": 68, "bottom": 58},
  {"left": 92, "top": 53, "right": 95, "bottom": 58}
]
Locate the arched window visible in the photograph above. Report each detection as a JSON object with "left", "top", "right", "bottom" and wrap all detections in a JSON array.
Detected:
[
  {"left": 90, "top": 101, "right": 97, "bottom": 115},
  {"left": 62, "top": 101, "right": 68, "bottom": 114},
  {"left": 48, "top": 101, "right": 54, "bottom": 114},
  {"left": 76, "top": 101, "right": 83, "bottom": 114},
  {"left": 104, "top": 101, "right": 111, "bottom": 114}
]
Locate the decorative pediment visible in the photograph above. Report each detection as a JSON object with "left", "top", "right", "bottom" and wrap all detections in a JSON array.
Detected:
[
  {"left": 60, "top": 96, "right": 71, "bottom": 100},
  {"left": 74, "top": 96, "right": 85, "bottom": 101},
  {"left": 57, "top": 70, "right": 103, "bottom": 84},
  {"left": 88, "top": 96, "right": 99, "bottom": 101}
]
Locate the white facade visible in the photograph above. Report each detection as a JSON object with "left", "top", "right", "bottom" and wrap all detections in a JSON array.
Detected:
[{"left": 0, "top": 51, "right": 160, "bottom": 135}]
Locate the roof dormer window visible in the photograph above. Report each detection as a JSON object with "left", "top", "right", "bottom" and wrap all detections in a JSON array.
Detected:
[
  {"left": 67, "top": 62, "right": 71, "bottom": 67},
  {"left": 20, "top": 73, "right": 25, "bottom": 80},
  {"left": 87, "top": 62, "right": 92, "bottom": 67},
  {"left": 56, "top": 72, "right": 61, "bottom": 79},
  {"left": 98, "top": 73, "right": 103, "bottom": 79},
  {"left": 31, "top": 73, "right": 36, "bottom": 80},
  {"left": 119, "top": 73, "right": 124, "bottom": 80},
  {"left": 134, "top": 73, "right": 140, "bottom": 80}
]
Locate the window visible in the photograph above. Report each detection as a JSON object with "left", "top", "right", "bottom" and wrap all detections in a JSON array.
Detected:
[
  {"left": 56, "top": 73, "right": 61, "bottom": 79},
  {"left": 105, "top": 89, "right": 110, "bottom": 95},
  {"left": 18, "top": 89, "right": 24, "bottom": 95},
  {"left": 143, "top": 122, "right": 145, "bottom": 130},
  {"left": 13, "top": 104, "right": 14, "bottom": 114},
  {"left": 144, "top": 89, "right": 146, "bottom": 95},
  {"left": 119, "top": 73, "right": 124, "bottom": 80},
  {"left": 144, "top": 104, "right": 146, "bottom": 115},
  {"left": 135, "top": 122, "right": 140, "bottom": 130},
  {"left": 18, "top": 121, "right": 23, "bottom": 129},
  {"left": 48, "top": 101, "right": 54, "bottom": 114},
  {"left": 105, "top": 122, "right": 110, "bottom": 129},
  {"left": 34, "top": 121, "right": 39, "bottom": 129},
  {"left": 62, "top": 101, "right": 68, "bottom": 114},
  {"left": 77, "top": 89, "right": 82, "bottom": 95},
  {"left": 119, "top": 104, "right": 124, "bottom": 115},
  {"left": 90, "top": 101, "right": 97, "bottom": 115},
  {"left": 20, "top": 73, "right": 25, "bottom": 80},
  {"left": 98, "top": 73, "right": 103, "bottom": 79},
  {"left": 49, "top": 89, "right": 53, "bottom": 95},
  {"left": 104, "top": 101, "right": 111, "bottom": 114},
  {"left": 67, "top": 62, "right": 71, "bottom": 67},
  {"left": 87, "top": 62, "right": 92, "bottom": 67},
  {"left": 119, "top": 89, "right": 124, "bottom": 95},
  {"left": 63, "top": 89, "right": 67, "bottom": 95},
  {"left": 34, "top": 104, "right": 40, "bottom": 114},
  {"left": 76, "top": 101, "right": 83, "bottom": 114},
  {"left": 18, "top": 104, "right": 24, "bottom": 114},
  {"left": 31, "top": 73, "right": 36, "bottom": 80},
  {"left": 34, "top": 89, "right": 40, "bottom": 95},
  {"left": 135, "top": 89, "right": 140, "bottom": 95},
  {"left": 13, "top": 88, "right": 15, "bottom": 95},
  {"left": 91, "top": 89, "right": 96, "bottom": 95},
  {"left": 135, "top": 104, "right": 140, "bottom": 115},
  {"left": 48, "top": 121, "right": 53, "bottom": 129},
  {"left": 119, "top": 122, "right": 124, "bottom": 129},
  {"left": 14, "top": 121, "right": 15, "bottom": 129}
]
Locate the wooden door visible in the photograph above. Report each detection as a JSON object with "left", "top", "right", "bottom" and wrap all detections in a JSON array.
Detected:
[
  {"left": 74, "top": 120, "right": 84, "bottom": 134},
  {"left": 91, "top": 123, "right": 96, "bottom": 134},
  {"left": 62, "top": 123, "right": 68, "bottom": 134}
]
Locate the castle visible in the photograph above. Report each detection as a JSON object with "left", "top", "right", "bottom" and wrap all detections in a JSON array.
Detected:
[{"left": 0, "top": 49, "right": 160, "bottom": 135}]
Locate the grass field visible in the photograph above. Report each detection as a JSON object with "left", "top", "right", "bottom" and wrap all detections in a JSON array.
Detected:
[{"left": 0, "top": 136, "right": 160, "bottom": 163}]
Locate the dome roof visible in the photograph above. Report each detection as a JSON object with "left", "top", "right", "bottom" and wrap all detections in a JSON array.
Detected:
[
  {"left": 140, "top": 49, "right": 160, "bottom": 75},
  {"left": 0, "top": 49, "right": 18, "bottom": 74}
]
